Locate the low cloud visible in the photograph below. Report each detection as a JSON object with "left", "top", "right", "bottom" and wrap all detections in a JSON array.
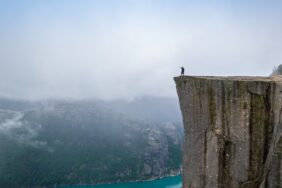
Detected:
[
  {"left": 0, "top": 111, "right": 53, "bottom": 151},
  {"left": 0, "top": 1, "right": 282, "bottom": 100}
]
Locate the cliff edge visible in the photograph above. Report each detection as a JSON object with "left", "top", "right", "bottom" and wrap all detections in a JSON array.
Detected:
[{"left": 174, "top": 76, "right": 282, "bottom": 188}]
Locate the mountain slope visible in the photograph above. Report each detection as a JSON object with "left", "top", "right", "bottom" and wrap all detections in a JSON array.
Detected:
[{"left": 0, "top": 98, "right": 183, "bottom": 188}]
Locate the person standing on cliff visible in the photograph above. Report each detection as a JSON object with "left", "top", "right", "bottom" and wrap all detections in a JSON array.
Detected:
[{"left": 181, "top": 67, "right": 185, "bottom": 76}]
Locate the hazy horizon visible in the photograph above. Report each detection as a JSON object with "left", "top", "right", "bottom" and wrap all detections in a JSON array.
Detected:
[{"left": 1, "top": 0, "right": 282, "bottom": 100}]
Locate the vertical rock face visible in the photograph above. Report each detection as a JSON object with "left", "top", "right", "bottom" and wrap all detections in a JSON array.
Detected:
[{"left": 174, "top": 76, "right": 282, "bottom": 188}]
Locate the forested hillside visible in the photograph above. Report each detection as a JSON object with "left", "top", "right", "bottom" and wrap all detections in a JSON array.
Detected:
[{"left": 0, "top": 98, "right": 183, "bottom": 188}]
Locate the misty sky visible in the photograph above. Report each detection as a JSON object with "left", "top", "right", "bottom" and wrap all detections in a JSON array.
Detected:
[{"left": 0, "top": 0, "right": 282, "bottom": 100}]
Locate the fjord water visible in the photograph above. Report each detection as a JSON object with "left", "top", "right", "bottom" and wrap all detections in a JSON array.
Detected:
[{"left": 61, "top": 175, "right": 182, "bottom": 188}]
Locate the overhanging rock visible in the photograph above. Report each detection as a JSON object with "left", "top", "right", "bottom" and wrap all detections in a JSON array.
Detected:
[{"left": 174, "top": 76, "right": 282, "bottom": 188}]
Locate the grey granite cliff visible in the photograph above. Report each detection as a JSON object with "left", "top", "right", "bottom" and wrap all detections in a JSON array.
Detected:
[{"left": 174, "top": 76, "right": 282, "bottom": 188}]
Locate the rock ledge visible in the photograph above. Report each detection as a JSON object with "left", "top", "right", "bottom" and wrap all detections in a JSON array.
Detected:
[{"left": 175, "top": 76, "right": 282, "bottom": 188}]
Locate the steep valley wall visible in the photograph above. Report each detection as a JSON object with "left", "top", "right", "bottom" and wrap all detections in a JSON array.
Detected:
[{"left": 175, "top": 76, "right": 282, "bottom": 188}]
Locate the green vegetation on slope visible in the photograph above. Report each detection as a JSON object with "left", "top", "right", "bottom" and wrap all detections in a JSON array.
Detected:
[{"left": 0, "top": 98, "right": 183, "bottom": 188}]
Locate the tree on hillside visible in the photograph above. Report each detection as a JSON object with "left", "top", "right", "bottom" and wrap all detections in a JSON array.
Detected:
[{"left": 271, "top": 64, "right": 282, "bottom": 76}]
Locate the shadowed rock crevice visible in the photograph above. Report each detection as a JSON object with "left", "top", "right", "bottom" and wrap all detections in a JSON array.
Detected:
[{"left": 175, "top": 76, "right": 282, "bottom": 188}]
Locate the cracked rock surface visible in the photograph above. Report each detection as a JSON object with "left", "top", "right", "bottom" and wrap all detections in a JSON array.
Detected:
[{"left": 174, "top": 76, "right": 282, "bottom": 188}]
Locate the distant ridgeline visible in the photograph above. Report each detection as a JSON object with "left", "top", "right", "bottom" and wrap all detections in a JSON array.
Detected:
[{"left": 0, "top": 97, "right": 183, "bottom": 188}]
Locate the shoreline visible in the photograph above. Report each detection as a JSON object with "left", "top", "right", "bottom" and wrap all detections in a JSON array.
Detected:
[{"left": 56, "top": 173, "right": 182, "bottom": 187}]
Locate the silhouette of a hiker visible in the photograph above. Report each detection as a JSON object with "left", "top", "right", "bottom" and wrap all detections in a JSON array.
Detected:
[{"left": 181, "top": 67, "right": 185, "bottom": 76}]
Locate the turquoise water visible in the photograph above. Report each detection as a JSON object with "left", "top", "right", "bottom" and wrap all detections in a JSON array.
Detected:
[{"left": 61, "top": 175, "right": 182, "bottom": 188}]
